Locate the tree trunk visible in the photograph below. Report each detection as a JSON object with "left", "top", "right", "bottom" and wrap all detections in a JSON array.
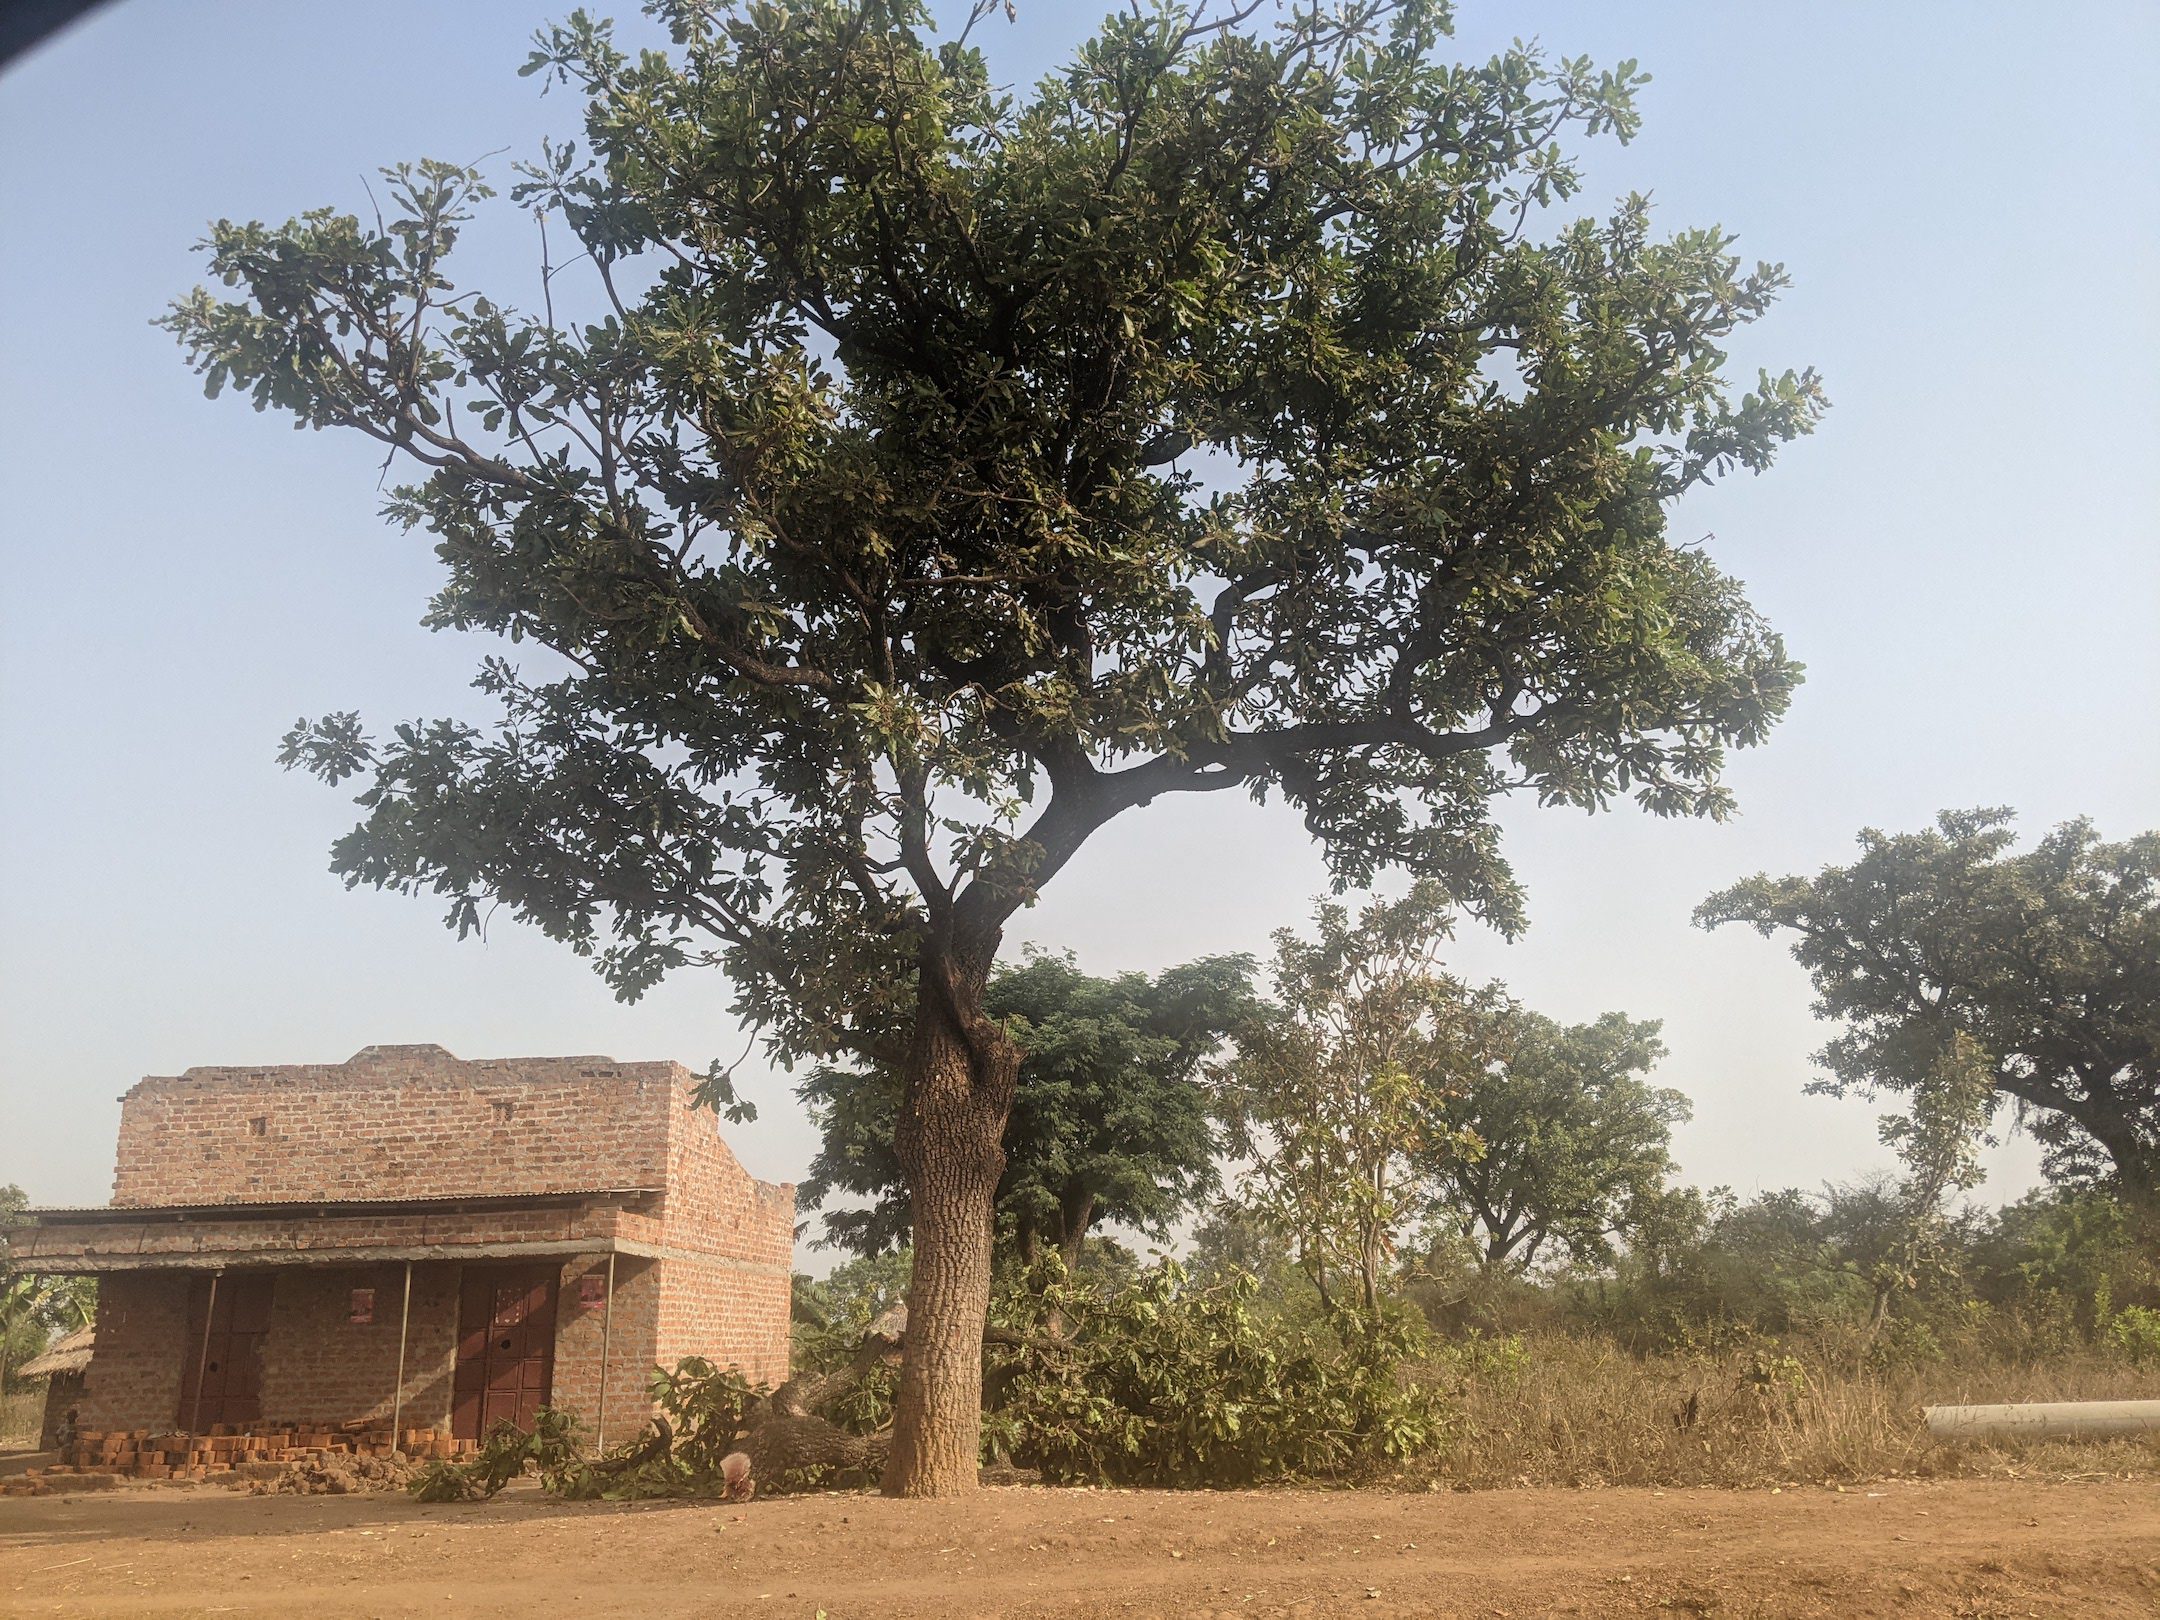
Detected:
[
  {"left": 1057, "top": 1192, "right": 1096, "bottom": 1274},
  {"left": 1360, "top": 1160, "right": 1386, "bottom": 1320},
  {"left": 1866, "top": 1276, "right": 1895, "bottom": 1337},
  {"left": 883, "top": 948, "right": 1018, "bottom": 1498},
  {"left": 2090, "top": 1118, "right": 2160, "bottom": 1214}
]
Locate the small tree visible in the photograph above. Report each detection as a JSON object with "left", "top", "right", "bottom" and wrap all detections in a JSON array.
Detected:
[
  {"left": 1699, "top": 810, "right": 2159, "bottom": 1204},
  {"left": 1187, "top": 1202, "right": 1307, "bottom": 1305},
  {"left": 168, "top": 0, "right": 1818, "bottom": 1491},
  {"left": 1426, "top": 1007, "right": 1686, "bottom": 1272},
  {"left": 801, "top": 952, "right": 1255, "bottom": 1267},
  {"left": 1852, "top": 1030, "right": 1995, "bottom": 1332},
  {"left": 1220, "top": 886, "right": 1486, "bottom": 1327}
]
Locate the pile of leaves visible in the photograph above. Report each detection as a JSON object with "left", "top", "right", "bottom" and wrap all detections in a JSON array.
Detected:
[{"left": 982, "top": 1259, "right": 1451, "bottom": 1487}]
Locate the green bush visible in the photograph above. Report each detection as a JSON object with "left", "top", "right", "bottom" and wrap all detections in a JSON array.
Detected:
[
  {"left": 645, "top": 1356, "right": 760, "bottom": 1483},
  {"left": 982, "top": 1259, "right": 1450, "bottom": 1486},
  {"left": 2106, "top": 1306, "right": 2160, "bottom": 1368},
  {"left": 409, "top": 1363, "right": 769, "bottom": 1503},
  {"left": 411, "top": 1406, "right": 590, "bottom": 1501},
  {"left": 1429, "top": 1330, "right": 1531, "bottom": 1395}
]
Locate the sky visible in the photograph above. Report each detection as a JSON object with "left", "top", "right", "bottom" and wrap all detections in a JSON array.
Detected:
[{"left": 2, "top": 2, "right": 2155, "bottom": 1252}]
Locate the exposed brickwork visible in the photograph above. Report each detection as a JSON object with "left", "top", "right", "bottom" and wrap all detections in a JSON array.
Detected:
[
  {"left": 661, "top": 1098, "right": 799, "bottom": 1270},
  {"left": 653, "top": 1252, "right": 793, "bottom": 1388},
  {"left": 259, "top": 1264, "right": 459, "bottom": 1428},
  {"left": 652, "top": 1101, "right": 797, "bottom": 1388},
  {"left": 76, "top": 1273, "right": 190, "bottom": 1433},
  {"left": 30, "top": 1046, "right": 796, "bottom": 1438},
  {"left": 111, "top": 1045, "right": 676, "bottom": 1207},
  {"left": 24, "top": 1422, "right": 474, "bottom": 1488},
  {"left": 552, "top": 1253, "right": 663, "bottom": 1442}
]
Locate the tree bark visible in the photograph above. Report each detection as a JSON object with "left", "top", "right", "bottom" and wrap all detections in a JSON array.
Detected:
[
  {"left": 1867, "top": 1278, "right": 1895, "bottom": 1337},
  {"left": 883, "top": 946, "right": 1018, "bottom": 1497},
  {"left": 2081, "top": 1110, "right": 2160, "bottom": 1213},
  {"left": 1057, "top": 1191, "right": 1096, "bottom": 1273}
]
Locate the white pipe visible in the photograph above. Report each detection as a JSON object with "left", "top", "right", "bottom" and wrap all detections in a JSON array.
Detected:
[{"left": 1925, "top": 1399, "right": 2160, "bottom": 1441}]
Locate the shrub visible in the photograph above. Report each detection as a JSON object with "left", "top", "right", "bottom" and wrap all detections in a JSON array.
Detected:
[
  {"left": 410, "top": 1407, "right": 590, "bottom": 1502},
  {"left": 1428, "top": 1330, "right": 1531, "bottom": 1395},
  {"left": 647, "top": 1357, "right": 760, "bottom": 1483},
  {"left": 408, "top": 1363, "right": 771, "bottom": 1503},
  {"left": 2106, "top": 1306, "right": 2160, "bottom": 1368},
  {"left": 982, "top": 1259, "right": 1449, "bottom": 1486}
]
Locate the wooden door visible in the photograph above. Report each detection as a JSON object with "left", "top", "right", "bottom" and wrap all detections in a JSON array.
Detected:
[
  {"left": 451, "top": 1266, "right": 559, "bottom": 1440},
  {"left": 181, "top": 1273, "right": 275, "bottom": 1430}
]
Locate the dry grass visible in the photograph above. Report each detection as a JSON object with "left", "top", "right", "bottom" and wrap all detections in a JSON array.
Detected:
[
  {"left": 1416, "top": 1334, "right": 2160, "bottom": 1490},
  {"left": 1, "top": 1388, "right": 44, "bottom": 1450}
]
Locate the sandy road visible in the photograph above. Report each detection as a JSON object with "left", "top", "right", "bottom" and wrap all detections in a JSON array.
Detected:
[{"left": 4, "top": 1476, "right": 2156, "bottom": 1618}]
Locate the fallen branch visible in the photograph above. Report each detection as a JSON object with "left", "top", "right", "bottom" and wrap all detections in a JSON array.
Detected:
[{"left": 588, "top": 1415, "right": 673, "bottom": 1476}]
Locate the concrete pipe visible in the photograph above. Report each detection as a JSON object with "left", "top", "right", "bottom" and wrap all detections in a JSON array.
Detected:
[{"left": 1924, "top": 1399, "right": 2160, "bottom": 1442}]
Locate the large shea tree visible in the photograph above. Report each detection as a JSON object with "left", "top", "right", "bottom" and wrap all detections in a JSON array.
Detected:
[{"left": 167, "top": 0, "right": 1819, "bottom": 1494}]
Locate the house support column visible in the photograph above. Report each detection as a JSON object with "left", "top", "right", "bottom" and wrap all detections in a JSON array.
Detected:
[
  {"left": 185, "top": 1269, "right": 222, "bottom": 1435},
  {"left": 594, "top": 1251, "right": 617, "bottom": 1452},
  {"left": 390, "top": 1260, "right": 413, "bottom": 1451}
]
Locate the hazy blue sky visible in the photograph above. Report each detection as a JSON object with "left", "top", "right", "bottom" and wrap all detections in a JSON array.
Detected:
[{"left": 3, "top": 2, "right": 2155, "bottom": 1244}]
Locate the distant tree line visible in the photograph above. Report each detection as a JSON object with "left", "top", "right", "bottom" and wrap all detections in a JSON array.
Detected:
[{"left": 799, "top": 809, "right": 2157, "bottom": 1357}]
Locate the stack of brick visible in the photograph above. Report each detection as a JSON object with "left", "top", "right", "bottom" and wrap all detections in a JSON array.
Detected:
[{"left": 9, "top": 1422, "right": 476, "bottom": 1490}]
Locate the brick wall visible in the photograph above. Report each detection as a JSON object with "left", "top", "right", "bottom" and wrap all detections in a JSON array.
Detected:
[
  {"left": 77, "top": 1249, "right": 791, "bottom": 1435},
  {"left": 259, "top": 1264, "right": 459, "bottom": 1428},
  {"left": 111, "top": 1045, "right": 675, "bottom": 1206},
  {"left": 652, "top": 1253, "right": 792, "bottom": 1388},
  {"left": 77, "top": 1272, "right": 190, "bottom": 1432},
  {"left": 661, "top": 1091, "right": 798, "bottom": 1270},
  {"left": 551, "top": 1254, "right": 662, "bottom": 1443},
  {"left": 656, "top": 1080, "right": 795, "bottom": 1386}
]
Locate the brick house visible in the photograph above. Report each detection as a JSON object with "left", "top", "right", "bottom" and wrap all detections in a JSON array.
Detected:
[{"left": 13, "top": 1045, "right": 793, "bottom": 1450}]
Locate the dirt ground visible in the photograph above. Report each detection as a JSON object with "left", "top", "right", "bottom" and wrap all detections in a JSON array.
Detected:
[{"left": 3, "top": 1476, "right": 2156, "bottom": 1619}]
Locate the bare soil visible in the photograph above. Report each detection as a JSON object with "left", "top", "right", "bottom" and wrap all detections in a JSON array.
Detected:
[{"left": 3, "top": 1476, "right": 2156, "bottom": 1618}]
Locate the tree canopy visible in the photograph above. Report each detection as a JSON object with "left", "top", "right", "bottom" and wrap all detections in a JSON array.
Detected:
[
  {"left": 1699, "top": 810, "right": 2159, "bottom": 1204},
  {"left": 802, "top": 951, "right": 1256, "bottom": 1264},
  {"left": 176, "top": 0, "right": 1820, "bottom": 1062},
  {"left": 1425, "top": 1007, "right": 1684, "bottom": 1272},
  {"left": 165, "top": 0, "right": 1818, "bottom": 1492}
]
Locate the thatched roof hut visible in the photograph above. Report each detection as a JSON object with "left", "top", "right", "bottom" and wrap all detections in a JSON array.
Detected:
[{"left": 18, "top": 1324, "right": 93, "bottom": 1380}]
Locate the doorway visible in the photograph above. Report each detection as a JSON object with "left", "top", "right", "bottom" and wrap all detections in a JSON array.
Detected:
[
  {"left": 181, "top": 1272, "right": 275, "bottom": 1430},
  {"left": 451, "top": 1265, "right": 559, "bottom": 1440}
]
